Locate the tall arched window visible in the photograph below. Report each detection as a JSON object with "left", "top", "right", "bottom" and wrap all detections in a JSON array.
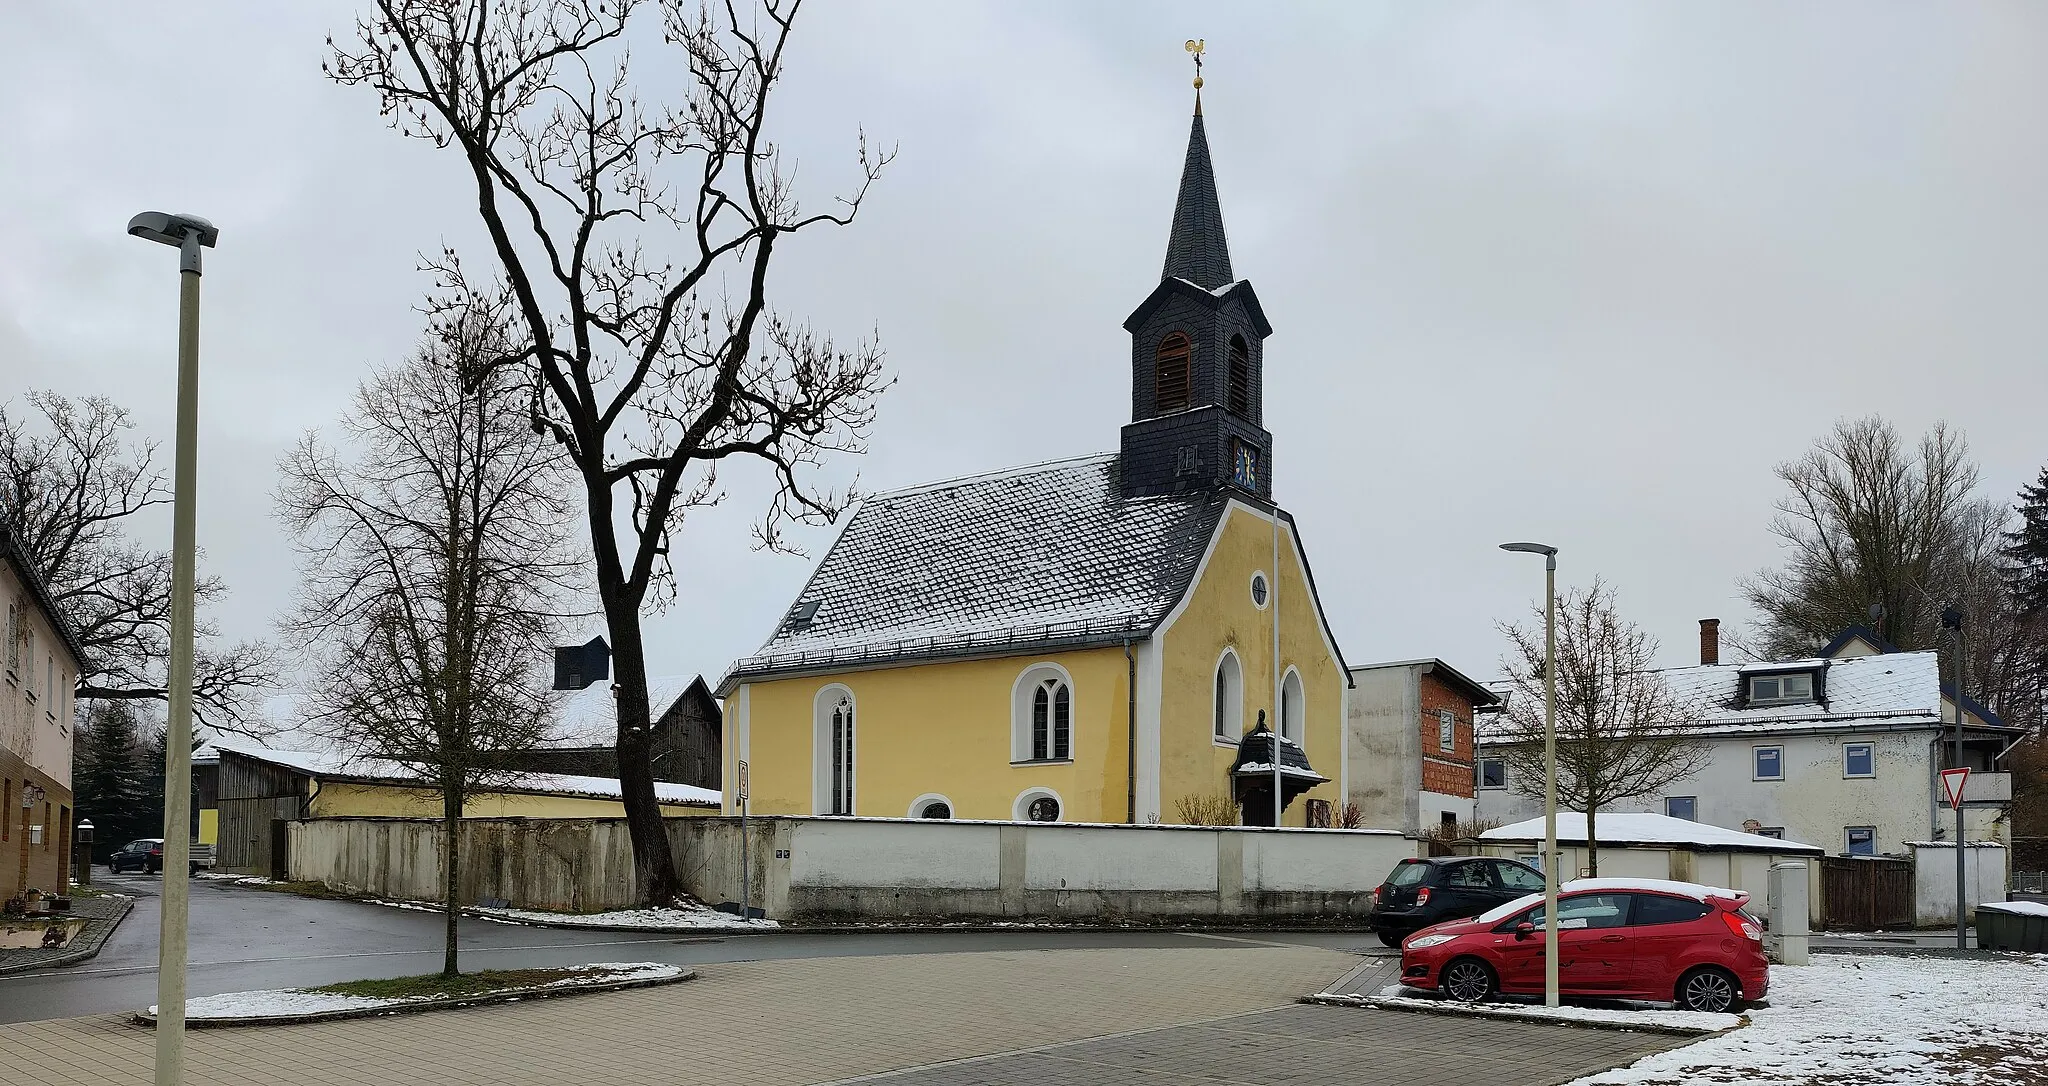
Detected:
[
  {"left": 814, "top": 686, "right": 856, "bottom": 815},
  {"left": 1214, "top": 649, "right": 1244, "bottom": 741},
  {"left": 1013, "top": 664, "right": 1075, "bottom": 762},
  {"left": 1280, "top": 668, "right": 1305, "bottom": 745},
  {"left": 1155, "top": 332, "right": 1192, "bottom": 414},
  {"left": 1228, "top": 334, "right": 1251, "bottom": 417}
]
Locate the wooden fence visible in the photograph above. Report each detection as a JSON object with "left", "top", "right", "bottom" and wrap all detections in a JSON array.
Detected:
[{"left": 1819, "top": 855, "right": 1914, "bottom": 930}]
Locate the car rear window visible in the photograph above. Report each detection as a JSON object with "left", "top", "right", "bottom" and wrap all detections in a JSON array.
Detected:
[
  {"left": 1387, "top": 860, "right": 1430, "bottom": 887},
  {"left": 1633, "top": 893, "right": 1713, "bottom": 926}
]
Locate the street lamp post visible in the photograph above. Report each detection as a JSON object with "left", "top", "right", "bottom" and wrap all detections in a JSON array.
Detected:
[
  {"left": 127, "top": 210, "right": 216, "bottom": 1086},
  {"left": 1942, "top": 606, "right": 1968, "bottom": 950},
  {"left": 1501, "top": 541, "right": 1561, "bottom": 1008}
]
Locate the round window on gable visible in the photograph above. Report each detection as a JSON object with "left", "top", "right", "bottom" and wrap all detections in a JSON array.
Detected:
[{"left": 1250, "top": 572, "right": 1270, "bottom": 609}]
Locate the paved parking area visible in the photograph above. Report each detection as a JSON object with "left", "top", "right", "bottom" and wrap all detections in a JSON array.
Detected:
[
  {"left": 0, "top": 944, "right": 1693, "bottom": 1086},
  {"left": 825, "top": 1003, "right": 1688, "bottom": 1086}
]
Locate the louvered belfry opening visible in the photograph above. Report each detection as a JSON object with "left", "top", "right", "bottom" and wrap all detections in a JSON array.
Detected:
[
  {"left": 1155, "top": 332, "right": 1192, "bottom": 413},
  {"left": 1227, "top": 334, "right": 1250, "bottom": 417}
]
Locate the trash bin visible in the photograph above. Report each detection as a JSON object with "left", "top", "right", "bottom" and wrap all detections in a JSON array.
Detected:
[{"left": 1976, "top": 902, "right": 2048, "bottom": 952}]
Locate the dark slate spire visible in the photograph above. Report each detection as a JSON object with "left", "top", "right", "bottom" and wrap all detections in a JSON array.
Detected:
[{"left": 1160, "top": 105, "right": 1234, "bottom": 289}]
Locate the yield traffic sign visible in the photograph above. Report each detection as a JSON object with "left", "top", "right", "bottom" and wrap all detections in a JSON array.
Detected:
[{"left": 1940, "top": 767, "right": 1970, "bottom": 809}]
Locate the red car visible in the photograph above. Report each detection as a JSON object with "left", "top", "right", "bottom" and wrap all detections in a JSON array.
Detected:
[{"left": 1397, "top": 878, "right": 1767, "bottom": 1012}]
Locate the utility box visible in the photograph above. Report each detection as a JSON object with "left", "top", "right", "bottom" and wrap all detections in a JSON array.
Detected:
[{"left": 1768, "top": 862, "right": 1810, "bottom": 966}]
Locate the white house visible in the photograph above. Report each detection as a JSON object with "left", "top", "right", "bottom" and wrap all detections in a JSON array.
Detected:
[{"left": 1475, "top": 624, "right": 2022, "bottom": 859}]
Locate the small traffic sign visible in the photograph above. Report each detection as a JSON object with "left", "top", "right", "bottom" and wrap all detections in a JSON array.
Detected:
[{"left": 1940, "top": 767, "right": 1970, "bottom": 809}]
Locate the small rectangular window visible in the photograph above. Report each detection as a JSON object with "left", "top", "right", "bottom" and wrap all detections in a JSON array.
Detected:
[
  {"left": 1478, "top": 758, "right": 1506, "bottom": 789},
  {"left": 1753, "top": 746, "right": 1783, "bottom": 780},
  {"left": 1843, "top": 743, "right": 1875, "bottom": 778},
  {"left": 1437, "top": 708, "right": 1455, "bottom": 752},
  {"left": 1756, "top": 827, "right": 1785, "bottom": 839},
  {"left": 1750, "top": 671, "right": 1816, "bottom": 704},
  {"left": 1665, "top": 796, "right": 1698, "bottom": 820},
  {"left": 1845, "top": 826, "right": 1877, "bottom": 856}
]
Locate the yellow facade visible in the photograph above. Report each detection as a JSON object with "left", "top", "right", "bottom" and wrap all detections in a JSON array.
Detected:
[
  {"left": 307, "top": 781, "right": 715, "bottom": 820},
  {"left": 729, "top": 498, "right": 1346, "bottom": 827},
  {"left": 197, "top": 808, "right": 218, "bottom": 846}
]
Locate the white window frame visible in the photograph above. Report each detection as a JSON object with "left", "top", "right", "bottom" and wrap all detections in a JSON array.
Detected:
[
  {"left": 812, "top": 684, "right": 857, "bottom": 816},
  {"left": 1749, "top": 671, "right": 1815, "bottom": 705},
  {"left": 1280, "top": 666, "right": 1305, "bottom": 746},
  {"left": 1437, "top": 708, "right": 1455, "bottom": 752},
  {"left": 3, "top": 600, "right": 17, "bottom": 680},
  {"left": 1665, "top": 795, "right": 1698, "bottom": 821},
  {"left": 22, "top": 628, "right": 36, "bottom": 701},
  {"left": 1845, "top": 826, "right": 1877, "bottom": 856},
  {"left": 1752, "top": 745, "right": 1784, "bottom": 781},
  {"left": 1011, "top": 663, "right": 1076, "bottom": 764},
  {"left": 1249, "top": 570, "right": 1270, "bottom": 611},
  {"left": 1013, "top": 787, "right": 1064, "bottom": 823},
  {"left": 1477, "top": 757, "right": 1506, "bottom": 790},
  {"left": 908, "top": 793, "right": 954, "bottom": 819},
  {"left": 1213, "top": 648, "right": 1244, "bottom": 746},
  {"left": 1842, "top": 743, "right": 1875, "bottom": 779}
]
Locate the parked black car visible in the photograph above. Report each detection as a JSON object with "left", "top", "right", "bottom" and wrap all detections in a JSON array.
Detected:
[
  {"left": 109, "top": 838, "right": 165, "bottom": 875},
  {"left": 1367, "top": 856, "right": 1548, "bottom": 946}
]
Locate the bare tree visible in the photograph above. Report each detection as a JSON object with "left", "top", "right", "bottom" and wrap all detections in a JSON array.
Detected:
[
  {"left": 1, "top": 391, "right": 274, "bottom": 732},
  {"left": 328, "top": 0, "right": 891, "bottom": 903},
  {"left": 1496, "top": 581, "right": 1713, "bottom": 876},
  {"left": 1743, "top": 416, "right": 2042, "bottom": 722},
  {"left": 279, "top": 300, "right": 580, "bottom": 975}
]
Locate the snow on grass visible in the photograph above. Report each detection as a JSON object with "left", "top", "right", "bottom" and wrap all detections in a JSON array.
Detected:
[
  {"left": 1568, "top": 953, "right": 2048, "bottom": 1085},
  {"left": 153, "top": 963, "right": 686, "bottom": 1023},
  {"left": 1318, "top": 984, "right": 1739, "bottom": 1034},
  {"left": 470, "top": 902, "right": 779, "bottom": 931}
]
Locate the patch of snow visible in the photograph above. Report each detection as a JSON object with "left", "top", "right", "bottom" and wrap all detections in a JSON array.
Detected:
[
  {"left": 1481, "top": 812, "right": 1820, "bottom": 854},
  {"left": 1567, "top": 953, "right": 2048, "bottom": 1085},
  {"left": 1326, "top": 984, "right": 1738, "bottom": 1034},
  {"left": 211, "top": 739, "right": 718, "bottom": 807},
  {"left": 156, "top": 963, "right": 685, "bottom": 1022},
  {"left": 1981, "top": 900, "right": 2048, "bottom": 917},
  {"left": 470, "top": 902, "right": 779, "bottom": 931}
]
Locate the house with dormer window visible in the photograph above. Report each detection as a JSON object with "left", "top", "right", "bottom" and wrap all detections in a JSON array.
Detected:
[{"left": 1475, "top": 622, "right": 2022, "bottom": 858}]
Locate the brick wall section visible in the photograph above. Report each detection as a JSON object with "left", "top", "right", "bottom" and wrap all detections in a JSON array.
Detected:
[
  {"left": 1417, "top": 674, "right": 1475, "bottom": 799},
  {"left": 2, "top": 748, "right": 72, "bottom": 898}
]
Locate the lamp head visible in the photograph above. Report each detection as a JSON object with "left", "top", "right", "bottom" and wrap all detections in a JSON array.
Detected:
[
  {"left": 1942, "top": 606, "right": 1964, "bottom": 631},
  {"left": 1500, "top": 542, "right": 1558, "bottom": 556},
  {"left": 127, "top": 212, "right": 218, "bottom": 249}
]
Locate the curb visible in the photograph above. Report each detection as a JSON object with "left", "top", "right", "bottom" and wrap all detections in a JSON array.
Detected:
[
  {"left": 131, "top": 968, "right": 696, "bottom": 1029},
  {"left": 467, "top": 912, "right": 1383, "bottom": 937},
  {"left": 0, "top": 895, "right": 135, "bottom": 976},
  {"left": 1299, "top": 992, "right": 1741, "bottom": 1038}
]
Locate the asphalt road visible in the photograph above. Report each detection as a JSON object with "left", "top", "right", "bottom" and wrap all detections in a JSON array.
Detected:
[{"left": 0, "top": 871, "right": 1378, "bottom": 1024}]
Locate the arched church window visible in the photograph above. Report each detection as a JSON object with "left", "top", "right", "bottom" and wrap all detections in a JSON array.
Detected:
[
  {"left": 1281, "top": 668, "right": 1305, "bottom": 746},
  {"left": 1013, "top": 665, "right": 1075, "bottom": 762},
  {"left": 1228, "top": 334, "right": 1251, "bottom": 417},
  {"left": 1155, "top": 332, "right": 1192, "bottom": 414},
  {"left": 1214, "top": 649, "right": 1243, "bottom": 740},
  {"left": 815, "top": 686, "right": 856, "bottom": 815}
]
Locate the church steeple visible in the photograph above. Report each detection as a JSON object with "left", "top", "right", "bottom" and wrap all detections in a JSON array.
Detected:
[
  {"left": 1161, "top": 109, "right": 1235, "bottom": 289},
  {"left": 1118, "top": 55, "right": 1275, "bottom": 503}
]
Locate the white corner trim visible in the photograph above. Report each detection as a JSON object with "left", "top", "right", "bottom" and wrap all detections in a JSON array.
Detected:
[{"left": 1135, "top": 636, "right": 1163, "bottom": 823}]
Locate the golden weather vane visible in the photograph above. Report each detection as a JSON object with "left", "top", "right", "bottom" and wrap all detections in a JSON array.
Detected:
[{"left": 1185, "top": 38, "right": 1205, "bottom": 91}]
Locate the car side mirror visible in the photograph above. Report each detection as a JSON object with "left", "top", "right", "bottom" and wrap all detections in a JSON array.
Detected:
[{"left": 1514, "top": 922, "right": 1535, "bottom": 941}]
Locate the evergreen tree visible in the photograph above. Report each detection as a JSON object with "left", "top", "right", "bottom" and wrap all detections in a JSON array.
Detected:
[
  {"left": 70, "top": 702, "right": 150, "bottom": 860},
  {"left": 2008, "top": 466, "right": 2048, "bottom": 617}
]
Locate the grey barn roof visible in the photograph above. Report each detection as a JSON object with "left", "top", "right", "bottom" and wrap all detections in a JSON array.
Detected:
[{"left": 720, "top": 454, "right": 1230, "bottom": 690}]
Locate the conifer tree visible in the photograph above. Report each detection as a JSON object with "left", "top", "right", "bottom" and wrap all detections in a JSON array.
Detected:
[
  {"left": 2008, "top": 466, "right": 2048, "bottom": 617},
  {"left": 71, "top": 702, "right": 151, "bottom": 859}
]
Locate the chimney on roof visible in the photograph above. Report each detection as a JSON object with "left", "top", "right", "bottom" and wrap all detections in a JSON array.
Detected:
[{"left": 1699, "top": 619, "right": 1721, "bottom": 666}]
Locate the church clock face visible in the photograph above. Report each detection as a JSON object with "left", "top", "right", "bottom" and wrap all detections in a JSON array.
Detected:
[{"left": 1232, "top": 441, "right": 1260, "bottom": 489}]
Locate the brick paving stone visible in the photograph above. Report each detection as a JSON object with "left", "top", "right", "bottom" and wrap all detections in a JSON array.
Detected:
[{"left": 0, "top": 944, "right": 1694, "bottom": 1086}]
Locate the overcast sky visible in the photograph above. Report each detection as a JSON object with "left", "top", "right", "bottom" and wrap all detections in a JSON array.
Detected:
[{"left": 6, "top": 2, "right": 2047, "bottom": 726}]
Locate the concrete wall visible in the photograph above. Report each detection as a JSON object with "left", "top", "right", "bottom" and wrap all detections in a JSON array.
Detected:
[
  {"left": 1477, "top": 729, "right": 2004, "bottom": 857},
  {"left": 1909, "top": 842, "right": 2009, "bottom": 926},
  {"left": 1344, "top": 666, "right": 1418, "bottom": 832},
  {"left": 1472, "top": 841, "right": 1826, "bottom": 926},
  {"left": 292, "top": 814, "right": 1419, "bottom": 922}
]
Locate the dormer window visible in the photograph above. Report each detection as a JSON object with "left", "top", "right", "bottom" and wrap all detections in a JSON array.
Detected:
[{"left": 1749, "top": 671, "right": 1815, "bottom": 705}]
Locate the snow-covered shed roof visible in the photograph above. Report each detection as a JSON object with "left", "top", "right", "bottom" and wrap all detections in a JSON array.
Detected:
[
  {"left": 213, "top": 740, "right": 719, "bottom": 807},
  {"left": 539, "top": 676, "right": 705, "bottom": 749},
  {"left": 719, "top": 454, "right": 1231, "bottom": 690},
  {"left": 1480, "top": 811, "right": 1822, "bottom": 855}
]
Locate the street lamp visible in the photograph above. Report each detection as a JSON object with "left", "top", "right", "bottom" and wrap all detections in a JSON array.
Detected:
[
  {"left": 128, "top": 210, "right": 215, "bottom": 1086},
  {"left": 1942, "top": 605, "right": 1967, "bottom": 951},
  {"left": 1500, "top": 541, "right": 1561, "bottom": 1008}
]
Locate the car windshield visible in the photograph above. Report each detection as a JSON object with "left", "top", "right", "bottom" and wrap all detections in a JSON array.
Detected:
[
  {"left": 1478, "top": 892, "right": 1543, "bottom": 924},
  {"left": 1387, "top": 861, "right": 1431, "bottom": 887}
]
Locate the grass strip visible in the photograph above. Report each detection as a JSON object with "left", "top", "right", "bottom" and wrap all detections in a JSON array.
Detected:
[{"left": 308, "top": 966, "right": 623, "bottom": 1000}]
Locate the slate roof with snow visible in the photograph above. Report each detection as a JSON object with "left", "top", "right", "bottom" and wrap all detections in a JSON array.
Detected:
[
  {"left": 720, "top": 454, "right": 1231, "bottom": 688},
  {"left": 1476, "top": 651, "right": 1985, "bottom": 742},
  {"left": 1480, "top": 811, "right": 1822, "bottom": 854},
  {"left": 538, "top": 676, "right": 702, "bottom": 749},
  {"left": 213, "top": 740, "right": 720, "bottom": 807}
]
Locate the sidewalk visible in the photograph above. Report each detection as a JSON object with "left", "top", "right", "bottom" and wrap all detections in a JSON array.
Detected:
[
  {"left": 0, "top": 893, "right": 133, "bottom": 976},
  {"left": 0, "top": 943, "right": 1692, "bottom": 1086}
]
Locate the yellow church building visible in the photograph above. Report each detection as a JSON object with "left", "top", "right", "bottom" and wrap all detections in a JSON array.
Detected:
[{"left": 717, "top": 93, "right": 1351, "bottom": 828}]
